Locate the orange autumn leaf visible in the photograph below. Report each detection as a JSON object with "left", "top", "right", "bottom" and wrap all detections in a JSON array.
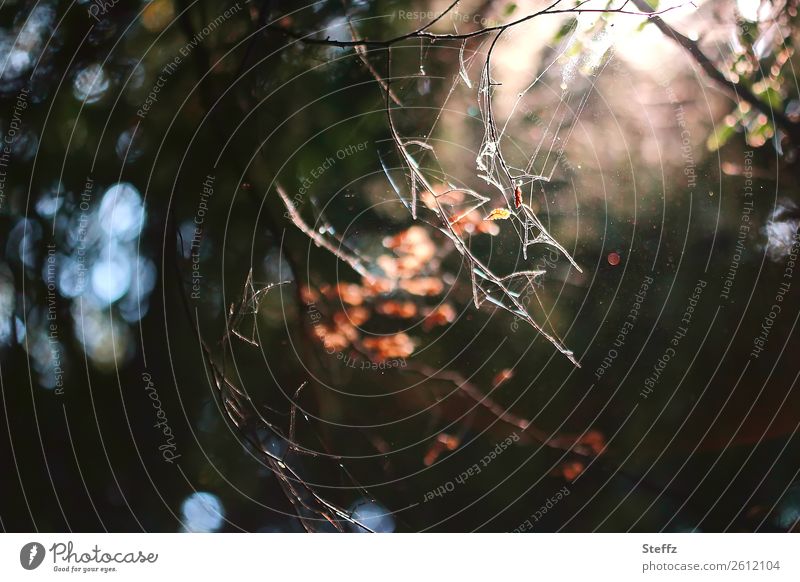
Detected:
[
  {"left": 362, "top": 333, "right": 415, "bottom": 361},
  {"left": 449, "top": 209, "right": 500, "bottom": 237},
  {"left": 422, "top": 303, "right": 456, "bottom": 330},
  {"left": 312, "top": 324, "right": 349, "bottom": 352},
  {"left": 334, "top": 306, "right": 370, "bottom": 327},
  {"left": 561, "top": 461, "right": 584, "bottom": 481},
  {"left": 335, "top": 283, "right": 365, "bottom": 306},
  {"left": 477, "top": 220, "right": 501, "bottom": 236},
  {"left": 424, "top": 432, "right": 461, "bottom": 466},
  {"left": 299, "top": 285, "right": 319, "bottom": 304},
  {"left": 492, "top": 368, "right": 514, "bottom": 388},
  {"left": 361, "top": 276, "right": 395, "bottom": 295},
  {"left": 376, "top": 300, "right": 418, "bottom": 318},
  {"left": 399, "top": 277, "right": 444, "bottom": 296},
  {"left": 381, "top": 226, "right": 436, "bottom": 278},
  {"left": 579, "top": 430, "right": 606, "bottom": 455},
  {"left": 485, "top": 208, "right": 512, "bottom": 221}
]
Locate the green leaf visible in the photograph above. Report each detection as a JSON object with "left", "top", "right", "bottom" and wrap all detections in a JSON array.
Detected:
[
  {"left": 554, "top": 18, "right": 578, "bottom": 41},
  {"left": 758, "top": 86, "right": 784, "bottom": 110},
  {"left": 504, "top": 3, "right": 517, "bottom": 16},
  {"left": 707, "top": 124, "right": 735, "bottom": 151},
  {"left": 565, "top": 40, "right": 584, "bottom": 58}
]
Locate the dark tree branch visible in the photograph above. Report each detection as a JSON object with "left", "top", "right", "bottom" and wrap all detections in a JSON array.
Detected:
[{"left": 265, "top": 0, "right": 685, "bottom": 48}]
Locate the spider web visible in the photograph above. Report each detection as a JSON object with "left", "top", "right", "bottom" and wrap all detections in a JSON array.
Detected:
[{"left": 376, "top": 15, "right": 616, "bottom": 367}]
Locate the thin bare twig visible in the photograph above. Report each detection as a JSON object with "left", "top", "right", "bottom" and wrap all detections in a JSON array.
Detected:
[
  {"left": 348, "top": 21, "right": 403, "bottom": 106},
  {"left": 207, "top": 291, "right": 374, "bottom": 532},
  {"left": 379, "top": 41, "right": 581, "bottom": 365},
  {"left": 266, "top": 0, "right": 686, "bottom": 48},
  {"left": 277, "top": 184, "right": 378, "bottom": 283}
]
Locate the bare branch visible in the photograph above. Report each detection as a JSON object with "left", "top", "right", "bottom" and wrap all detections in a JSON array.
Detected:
[
  {"left": 265, "top": 1, "right": 688, "bottom": 48},
  {"left": 204, "top": 283, "right": 375, "bottom": 533},
  {"left": 277, "top": 184, "right": 379, "bottom": 283}
]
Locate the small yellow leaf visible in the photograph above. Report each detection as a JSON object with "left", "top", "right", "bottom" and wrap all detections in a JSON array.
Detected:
[{"left": 484, "top": 208, "right": 511, "bottom": 221}]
